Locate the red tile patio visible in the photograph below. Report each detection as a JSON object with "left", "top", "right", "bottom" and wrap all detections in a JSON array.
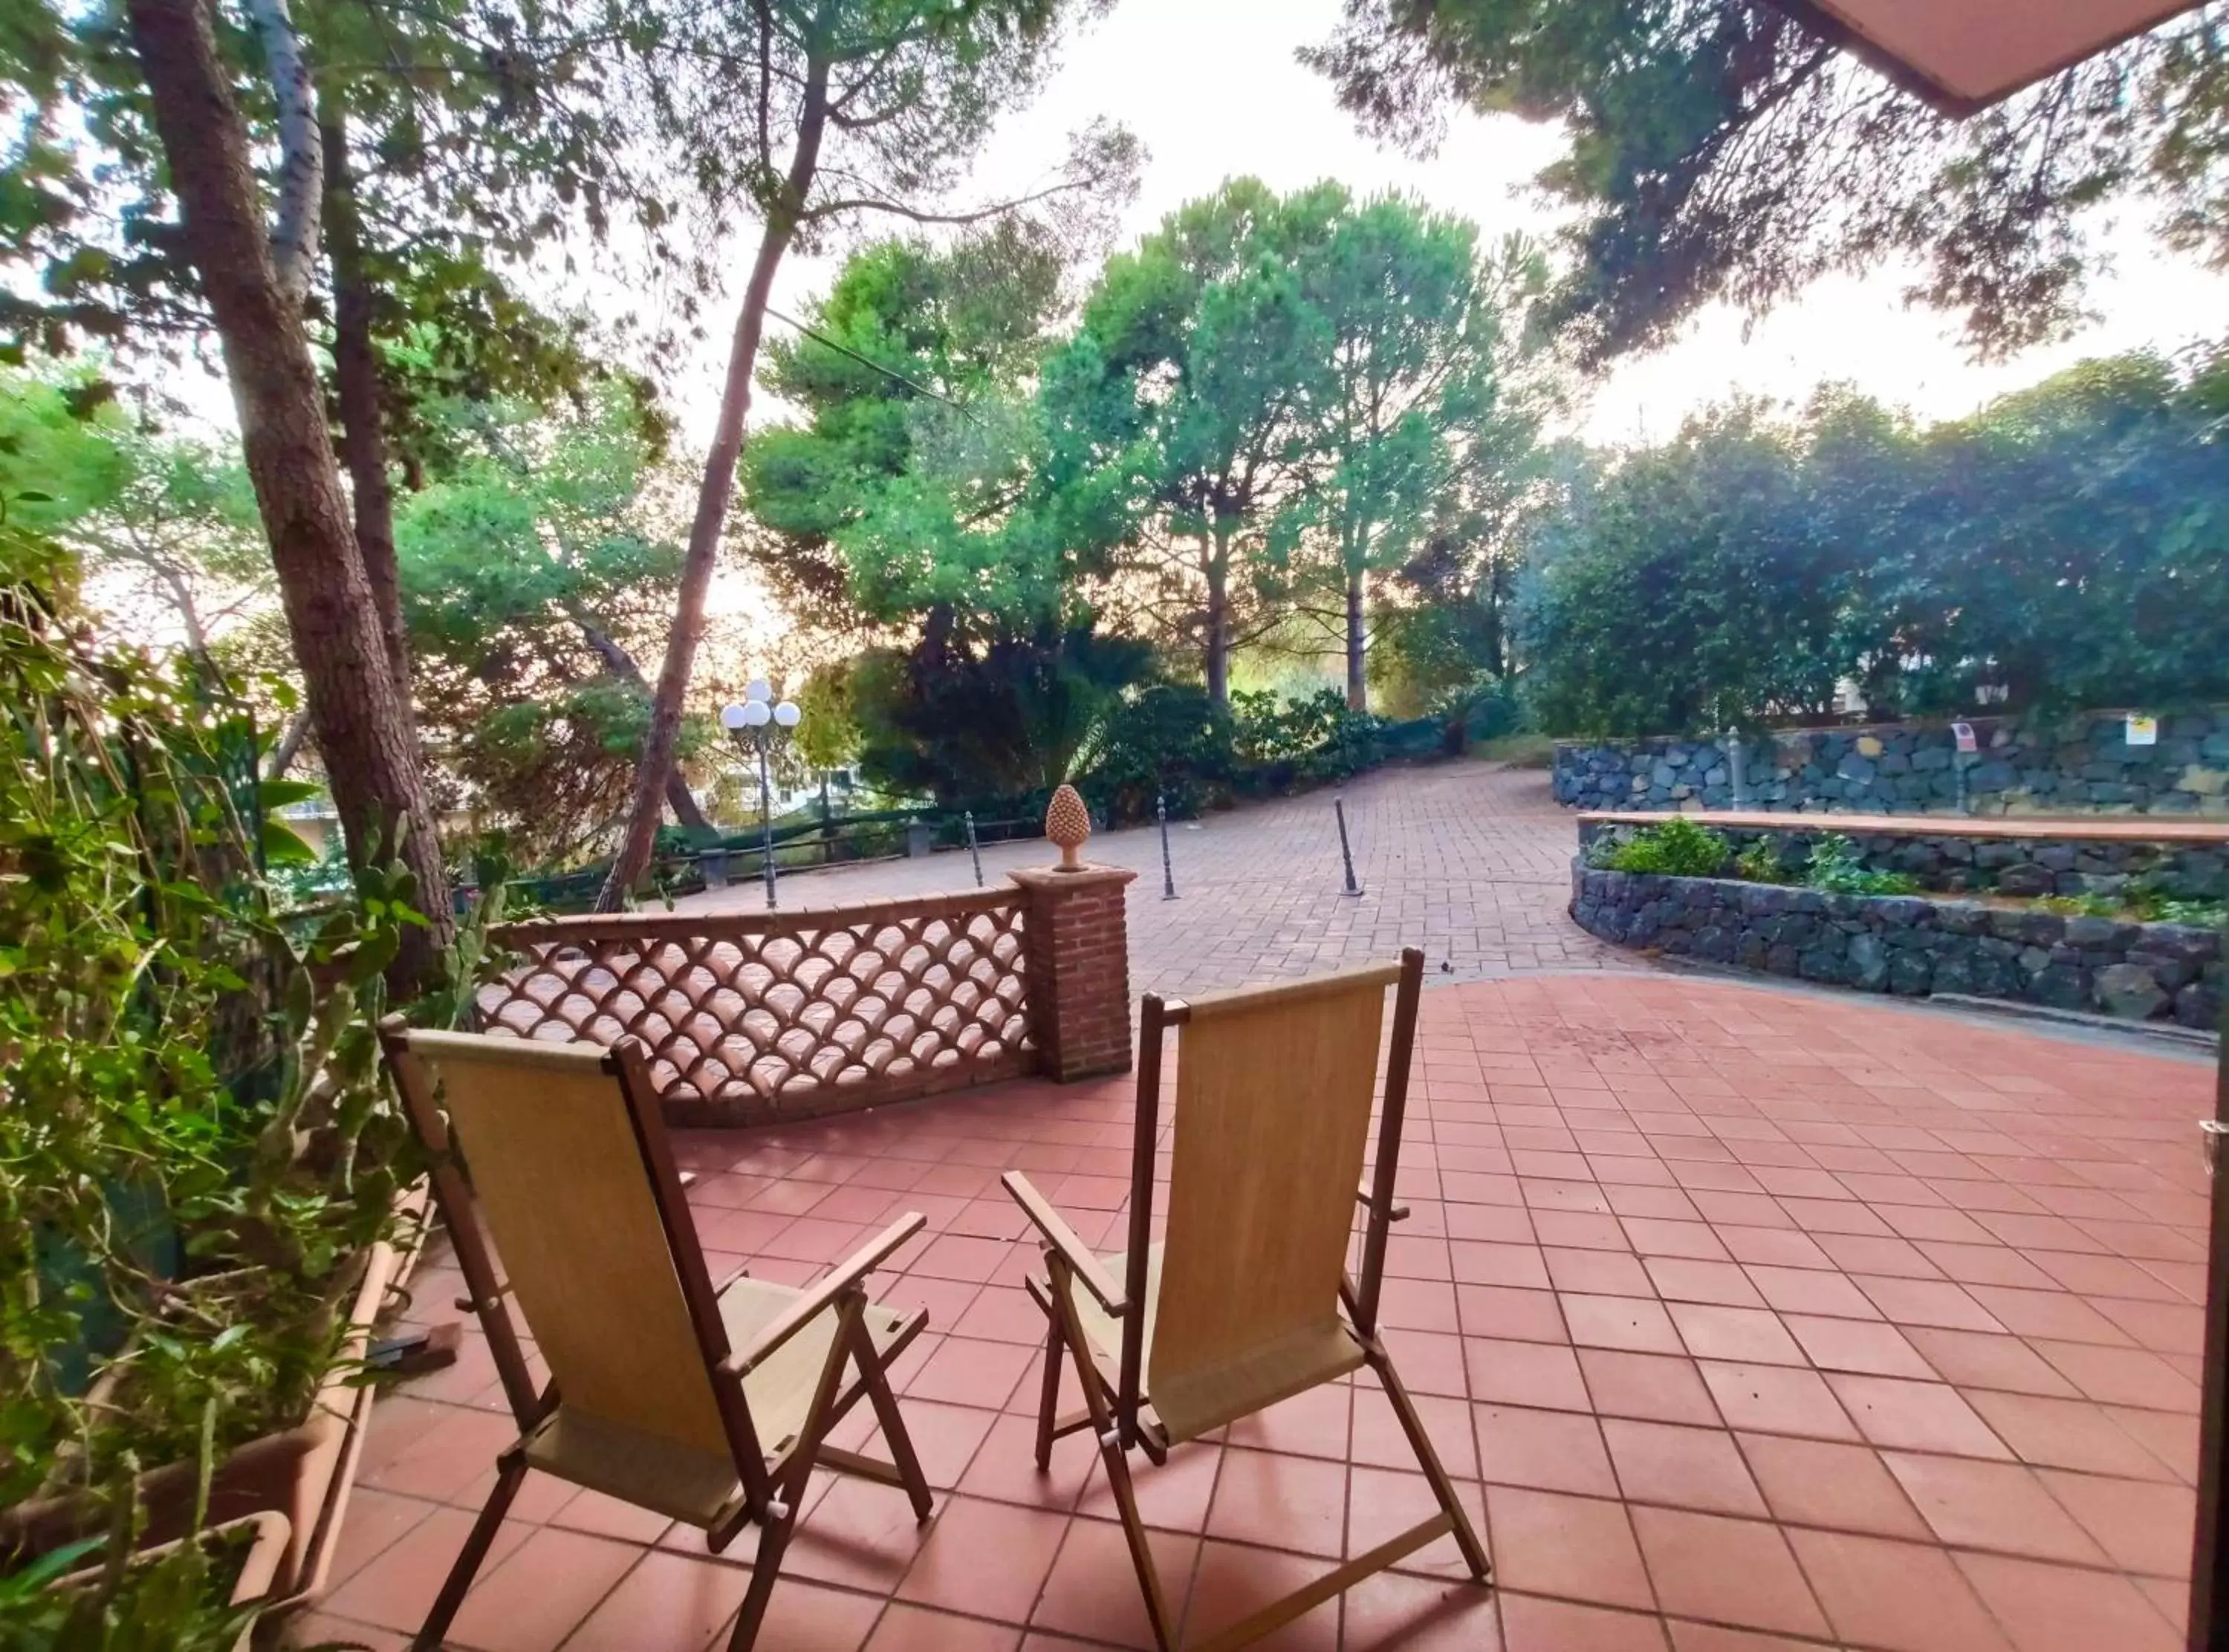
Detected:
[{"left": 296, "top": 975, "right": 2216, "bottom": 1651}]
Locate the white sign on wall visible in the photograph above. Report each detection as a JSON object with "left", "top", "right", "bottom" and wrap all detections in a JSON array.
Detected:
[
  {"left": 2126, "top": 714, "right": 2159, "bottom": 747},
  {"left": 1951, "top": 722, "right": 1978, "bottom": 755}
]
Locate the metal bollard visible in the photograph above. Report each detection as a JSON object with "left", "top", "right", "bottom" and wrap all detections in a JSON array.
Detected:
[
  {"left": 1158, "top": 793, "right": 1178, "bottom": 900},
  {"left": 964, "top": 810, "right": 984, "bottom": 887},
  {"left": 1335, "top": 796, "right": 1363, "bottom": 897}
]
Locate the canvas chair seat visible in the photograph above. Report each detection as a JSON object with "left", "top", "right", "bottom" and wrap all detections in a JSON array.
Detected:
[
  {"left": 517, "top": 1278, "right": 917, "bottom": 1527},
  {"left": 1056, "top": 1243, "right": 1366, "bottom": 1444}
]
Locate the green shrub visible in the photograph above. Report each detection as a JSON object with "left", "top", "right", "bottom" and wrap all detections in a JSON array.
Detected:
[
  {"left": 1594, "top": 817, "right": 1732, "bottom": 877},
  {"left": 1804, "top": 834, "right": 1920, "bottom": 897},
  {"left": 1734, "top": 837, "right": 1798, "bottom": 884}
]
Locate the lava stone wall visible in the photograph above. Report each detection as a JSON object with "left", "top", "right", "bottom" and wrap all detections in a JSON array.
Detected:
[
  {"left": 1570, "top": 862, "right": 2222, "bottom": 1027},
  {"left": 1574, "top": 819, "right": 2228, "bottom": 902},
  {"left": 1554, "top": 709, "right": 2229, "bottom": 816}
]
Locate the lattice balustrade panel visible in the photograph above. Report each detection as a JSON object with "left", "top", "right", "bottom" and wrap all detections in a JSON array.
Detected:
[{"left": 477, "top": 893, "right": 1034, "bottom": 1119}]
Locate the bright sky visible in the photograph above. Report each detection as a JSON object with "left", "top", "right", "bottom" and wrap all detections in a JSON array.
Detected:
[{"left": 729, "top": 0, "right": 2229, "bottom": 451}]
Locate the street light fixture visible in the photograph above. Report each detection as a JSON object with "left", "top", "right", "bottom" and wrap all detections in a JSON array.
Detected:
[{"left": 721, "top": 678, "right": 802, "bottom": 910}]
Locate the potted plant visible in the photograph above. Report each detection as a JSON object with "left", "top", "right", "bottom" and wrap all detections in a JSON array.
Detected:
[{"left": 0, "top": 514, "right": 491, "bottom": 1638}]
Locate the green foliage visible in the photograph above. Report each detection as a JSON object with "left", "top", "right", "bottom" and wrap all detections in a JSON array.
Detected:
[
  {"left": 1734, "top": 837, "right": 1797, "bottom": 885},
  {"left": 392, "top": 382, "right": 705, "bottom": 859},
  {"left": 1590, "top": 817, "right": 1731, "bottom": 878},
  {"left": 0, "top": 518, "right": 499, "bottom": 1633},
  {"left": 1518, "top": 348, "right": 2229, "bottom": 735},
  {"left": 1306, "top": 1, "right": 2229, "bottom": 362},
  {"left": 2041, "top": 888, "right": 2229, "bottom": 929},
  {"left": 1802, "top": 835, "right": 1919, "bottom": 897}
]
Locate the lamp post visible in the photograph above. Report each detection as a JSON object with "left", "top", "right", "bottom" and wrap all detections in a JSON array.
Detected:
[{"left": 721, "top": 677, "right": 802, "bottom": 911}]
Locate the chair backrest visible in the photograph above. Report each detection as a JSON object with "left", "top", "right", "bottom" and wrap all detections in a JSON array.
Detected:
[
  {"left": 400, "top": 1030, "right": 734, "bottom": 1460},
  {"left": 1144, "top": 961, "right": 1405, "bottom": 1438}
]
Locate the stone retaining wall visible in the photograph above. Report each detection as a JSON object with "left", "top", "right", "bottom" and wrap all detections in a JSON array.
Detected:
[
  {"left": 1554, "top": 709, "right": 2229, "bottom": 816},
  {"left": 1574, "top": 819, "right": 2228, "bottom": 901},
  {"left": 1569, "top": 862, "right": 2222, "bottom": 1028}
]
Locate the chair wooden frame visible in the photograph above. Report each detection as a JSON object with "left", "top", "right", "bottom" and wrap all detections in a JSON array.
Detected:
[
  {"left": 380, "top": 1025, "right": 935, "bottom": 1652},
  {"left": 1003, "top": 949, "right": 1488, "bottom": 1651}
]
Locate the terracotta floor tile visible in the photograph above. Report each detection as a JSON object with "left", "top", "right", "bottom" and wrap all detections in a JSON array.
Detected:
[
  {"left": 1620, "top": 1218, "right": 1729, "bottom": 1261},
  {"left": 955, "top": 1415, "right": 1091, "bottom": 1515},
  {"left": 446, "top": 1526, "right": 640, "bottom": 1652},
  {"left": 1627, "top": 1506, "right": 1826, "bottom": 1639},
  {"left": 1340, "top": 1570, "right": 1505, "bottom": 1651},
  {"left": 1580, "top": 1350, "right": 1723, "bottom": 1426},
  {"left": 1827, "top": 1374, "right": 2012, "bottom": 1458},
  {"left": 1203, "top": 1446, "right": 1349, "bottom": 1559},
  {"left": 562, "top": 1549, "right": 754, "bottom": 1652},
  {"left": 1344, "top": 1465, "right": 1489, "bottom": 1579},
  {"left": 319, "top": 1487, "right": 437, "bottom": 1591},
  {"left": 1030, "top": 1516, "right": 1199, "bottom": 1650},
  {"left": 1741, "top": 1266, "right": 1881, "bottom": 1321},
  {"left": 1696, "top": 1362, "right": 1855, "bottom": 1440},
  {"left": 1456, "top": 1284, "right": 1569, "bottom": 1344},
  {"left": 2108, "top": 1404, "right": 2199, "bottom": 1483},
  {"left": 1881, "top": 1452, "right": 2108, "bottom": 1563},
  {"left": 1382, "top": 1328, "right": 1471, "bottom": 1399},
  {"left": 1916, "top": 1242, "right": 2060, "bottom": 1291},
  {"left": 785, "top": 1477, "right": 938, "bottom": 1595},
  {"left": 1714, "top": 1226, "right": 1832, "bottom": 1270},
  {"left": 1182, "top": 1540, "right": 1341, "bottom": 1650},
  {"left": 2037, "top": 1469, "right": 2196, "bottom": 1577},
  {"left": 1353, "top": 1382, "right": 1476, "bottom": 1480},
  {"left": 1603, "top": 1419, "right": 1767, "bottom": 1517},
  {"left": 281, "top": 1614, "right": 409, "bottom": 1652},
  {"left": 1465, "top": 1338, "right": 1592, "bottom": 1412},
  {"left": 1781, "top": 1313, "right": 1933, "bottom": 1378},
  {"left": 1079, "top": 1437, "right": 1224, "bottom": 1533},
  {"left": 1784, "top": 1527, "right": 2013, "bottom": 1652},
  {"left": 864, "top": 1603, "right": 1023, "bottom": 1651},
  {"left": 2030, "top": 1339, "right": 2202, "bottom": 1411},
  {"left": 1666, "top": 1304, "right": 1804, "bottom": 1367},
  {"left": 1644, "top": 1258, "right": 1767, "bottom": 1308},
  {"left": 1482, "top": 1486, "right": 1656, "bottom": 1612},
  {"left": 1900, "top": 1327, "right": 2080, "bottom": 1397},
  {"left": 1855, "top": 1275, "right": 2007, "bottom": 1333},
  {"left": 1966, "top": 1390, "right": 2184, "bottom": 1480},
  {"left": 1664, "top": 1623, "right": 1825, "bottom": 1652},
  {"left": 1955, "top": 1550, "right": 2183, "bottom": 1652},
  {"left": 1964, "top": 1287, "right": 2135, "bottom": 1346},
  {"left": 895, "top": 1495, "right": 1069, "bottom": 1624},
  {"left": 1545, "top": 1246, "right": 1658, "bottom": 1298},
  {"left": 319, "top": 1506, "right": 534, "bottom": 1632},
  {"left": 742, "top": 1575, "right": 885, "bottom": 1651},
  {"left": 1375, "top": 1276, "right": 1461, "bottom": 1333},
  {"left": 1736, "top": 1434, "right": 1929, "bottom": 1538},
  {"left": 1224, "top": 1382, "right": 1353, "bottom": 1460},
  {"left": 1450, "top": 1240, "right": 1553, "bottom": 1290},
  {"left": 1563, "top": 1293, "right": 1684, "bottom": 1355},
  {"left": 1498, "top": 1593, "right": 1669, "bottom": 1651},
  {"left": 1473, "top": 1403, "right": 1620, "bottom": 1496},
  {"left": 1532, "top": 1209, "right": 1629, "bottom": 1250}
]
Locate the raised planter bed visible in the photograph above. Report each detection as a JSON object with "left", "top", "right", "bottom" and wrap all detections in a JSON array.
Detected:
[{"left": 1570, "top": 860, "right": 2223, "bottom": 1027}]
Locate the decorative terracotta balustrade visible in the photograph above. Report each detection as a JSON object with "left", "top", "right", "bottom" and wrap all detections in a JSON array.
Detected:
[{"left": 478, "top": 891, "right": 1036, "bottom": 1125}]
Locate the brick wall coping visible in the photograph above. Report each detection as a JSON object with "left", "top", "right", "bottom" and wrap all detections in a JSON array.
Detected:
[{"left": 1576, "top": 810, "right": 2229, "bottom": 846}]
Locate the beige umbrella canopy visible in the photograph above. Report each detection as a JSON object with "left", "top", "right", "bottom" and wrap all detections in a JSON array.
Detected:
[{"left": 1777, "top": 0, "right": 2204, "bottom": 114}]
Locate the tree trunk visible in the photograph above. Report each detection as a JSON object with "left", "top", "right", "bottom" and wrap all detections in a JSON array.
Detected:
[
  {"left": 319, "top": 110, "right": 414, "bottom": 723},
  {"left": 1345, "top": 566, "right": 1368, "bottom": 712},
  {"left": 565, "top": 602, "right": 713, "bottom": 833},
  {"left": 266, "top": 702, "right": 314, "bottom": 780},
  {"left": 597, "top": 51, "right": 832, "bottom": 911},
  {"left": 1203, "top": 529, "right": 1230, "bottom": 711},
  {"left": 129, "top": 0, "right": 451, "bottom": 991}
]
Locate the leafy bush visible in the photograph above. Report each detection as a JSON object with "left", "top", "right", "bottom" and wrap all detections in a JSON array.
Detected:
[
  {"left": 1803, "top": 834, "right": 1920, "bottom": 897},
  {"left": 1735, "top": 837, "right": 1798, "bottom": 884},
  {"left": 1592, "top": 818, "right": 1731, "bottom": 877}
]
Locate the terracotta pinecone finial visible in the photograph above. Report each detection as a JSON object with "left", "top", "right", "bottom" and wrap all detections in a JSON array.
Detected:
[{"left": 1045, "top": 784, "right": 1091, "bottom": 871}]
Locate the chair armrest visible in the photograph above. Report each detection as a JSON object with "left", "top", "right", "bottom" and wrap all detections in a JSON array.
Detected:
[
  {"left": 1002, "top": 1171, "right": 1126, "bottom": 1316},
  {"left": 722, "top": 1212, "right": 925, "bottom": 1379},
  {"left": 1355, "top": 1186, "right": 1410, "bottom": 1223}
]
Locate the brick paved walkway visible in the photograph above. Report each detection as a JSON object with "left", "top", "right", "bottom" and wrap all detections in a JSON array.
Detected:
[
  {"left": 299, "top": 975, "right": 2215, "bottom": 1652},
  {"left": 690, "top": 760, "right": 1633, "bottom": 998}
]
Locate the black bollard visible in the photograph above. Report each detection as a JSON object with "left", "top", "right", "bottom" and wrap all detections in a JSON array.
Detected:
[
  {"left": 1158, "top": 793, "right": 1178, "bottom": 900},
  {"left": 1335, "top": 796, "right": 1363, "bottom": 897}
]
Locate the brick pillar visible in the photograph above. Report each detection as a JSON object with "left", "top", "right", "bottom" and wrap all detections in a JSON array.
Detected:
[{"left": 1009, "top": 864, "right": 1138, "bottom": 1082}]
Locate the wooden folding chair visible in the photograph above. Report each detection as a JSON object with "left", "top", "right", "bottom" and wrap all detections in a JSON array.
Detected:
[
  {"left": 380, "top": 1027, "right": 934, "bottom": 1651},
  {"left": 1004, "top": 948, "right": 1487, "bottom": 1650}
]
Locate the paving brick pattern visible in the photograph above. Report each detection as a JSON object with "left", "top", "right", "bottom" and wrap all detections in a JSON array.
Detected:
[
  {"left": 690, "top": 760, "right": 1634, "bottom": 998},
  {"left": 299, "top": 974, "right": 2217, "bottom": 1651}
]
